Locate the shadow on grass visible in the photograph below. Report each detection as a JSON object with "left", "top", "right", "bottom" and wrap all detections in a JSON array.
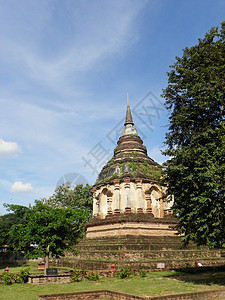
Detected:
[
  {"left": 0, "top": 260, "right": 27, "bottom": 269},
  {"left": 167, "top": 265, "right": 225, "bottom": 286}
]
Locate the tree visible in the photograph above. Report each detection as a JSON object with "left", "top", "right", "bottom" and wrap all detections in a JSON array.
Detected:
[
  {"left": 0, "top": 205, "right": 30, "bottom": 248},
  {"left": 162, "top": 22, "right": 225, "bottom": 248},
  {"left": 6, "top": 201, "right": 89, "bottom": 259},
  {"left": 43, "top": 183, "right": 92, "bottom": 214},
  {"left": 2, "top": 183, "right": 93, "bottom": 259}
]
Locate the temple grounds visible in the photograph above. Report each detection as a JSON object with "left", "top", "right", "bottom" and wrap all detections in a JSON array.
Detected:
[{"left": 1, "top": 262, "right": 225, "bottom": 300}]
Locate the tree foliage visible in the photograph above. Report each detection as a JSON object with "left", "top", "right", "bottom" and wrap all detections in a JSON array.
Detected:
[
  {"left": 1, "top": 184, "right": 93, "bottom": 258},
  {"left": 5, "top": 201, "right": 89, "bottom": 258},
  {"left": 162, "top": 22, "right": 225, "bottom": 248},
  {"left": 0, "top": 205, "right": 30, "bottom": 247},
  {"left": 43, "top": 183, "right": 92, "bottom": 213}
]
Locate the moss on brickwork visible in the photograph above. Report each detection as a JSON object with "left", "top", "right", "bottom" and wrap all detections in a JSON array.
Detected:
[
  {"left": 94, "top": 133, "right": 163, "bottom": 188},
  {"left": 95, "top": 160, "right": 162, "bottom": 187}
]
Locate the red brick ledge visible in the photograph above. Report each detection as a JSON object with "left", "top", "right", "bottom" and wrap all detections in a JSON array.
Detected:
[
  {"left": 38, "top": 289, "right": 225, "bottom": 300},
  {"left": 38, "top": 290, "right": 146, "bottom": 300},
  {"left": 86, "top": 226, "right": 176, "bottom": 234},
  {"left": 86, "top": 214, "right": 178, "bottom": 227},
  {"left": 28, "top": 274, "right": 71, "bottom": 285}
]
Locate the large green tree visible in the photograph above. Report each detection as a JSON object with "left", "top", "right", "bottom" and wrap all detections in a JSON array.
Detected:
[
  {"left": 162, "top": 22, "right": 225, "bottom": 248},
  {"left": 2, "top": 183, "right": 93, "bottom": 259},
  {"left": 6, "top": 201, "right": 89, "bottom": 259},
  {"left": 0, "top": 205, "right": 30, "bottom": 247}
]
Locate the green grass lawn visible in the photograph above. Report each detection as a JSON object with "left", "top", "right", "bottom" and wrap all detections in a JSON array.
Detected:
[{"left": 0, "top": 262, "right": 225, "bottom": 300}]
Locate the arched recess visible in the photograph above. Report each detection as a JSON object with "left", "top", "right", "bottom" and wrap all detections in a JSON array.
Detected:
[{"left": 145, "top": 185, "right": 162, "bottom": 218}]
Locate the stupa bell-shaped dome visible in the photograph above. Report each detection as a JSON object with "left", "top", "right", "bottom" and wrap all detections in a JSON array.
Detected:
[
  {"left": 95, "top": 98, "right": 161, "bottom": 187},
  {"left": 90, "top": 97, "right": 174, "bottom": 222}
]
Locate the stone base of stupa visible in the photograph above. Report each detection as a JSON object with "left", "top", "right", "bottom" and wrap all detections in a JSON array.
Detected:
[
  {"left": 52, "top": 215, "right": 225, "bottom": 272},
  {"left": 86, "top": 213, "right": 178, "bottom": 238},
  {"left": 52, "top": 214, "right": 225, "bottom": 272}
]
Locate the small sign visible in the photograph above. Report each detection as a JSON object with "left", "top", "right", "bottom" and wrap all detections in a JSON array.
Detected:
[
  {"left": 157, "top": 263, "right": 165, "bottom": 269},
  {"left": 46, "top": 268, "right": 58, "bottom": 275}
]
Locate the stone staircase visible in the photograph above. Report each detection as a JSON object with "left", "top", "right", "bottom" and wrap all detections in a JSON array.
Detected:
[{"left": 52, "top": 235, "right": 225, "bottom": 271}]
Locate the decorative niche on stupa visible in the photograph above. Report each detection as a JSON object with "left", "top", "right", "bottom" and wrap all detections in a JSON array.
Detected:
[{"left": 91, "top": 98, "right": 174, "bottom": 221}]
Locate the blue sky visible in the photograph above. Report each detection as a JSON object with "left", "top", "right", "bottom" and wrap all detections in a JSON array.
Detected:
[{"left": 1, "top": 0, "right": 224, "bottom": 215}]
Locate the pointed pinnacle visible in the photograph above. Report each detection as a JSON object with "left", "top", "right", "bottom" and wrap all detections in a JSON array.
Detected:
[
  {"left": 125, "top": 94, "right": 134, "bottom": 126},
  {"left": 127, "top": 93, "right": 130, "bottom": 107}
]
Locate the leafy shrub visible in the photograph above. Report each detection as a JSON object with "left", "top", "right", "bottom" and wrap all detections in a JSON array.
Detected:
[
  {"left": 20, "top": 268, "right": 30, "bottom": 283},
  {"left": 85, "top": 272, "right": 99, "bottom": 281},
  {"left": 118, "top": 266, "right": 132, "bottom": 279},
  {"left": 3, "top": 272, "right": 12, "bottom": 285},
  {"left": 12, "top": 273, "right": 22, "bottom": 283},
  {"left": 73, "top": 249, "right": 80, "bottom": 256},
  {"left": 71, "top": 269, "right": 83, "bottom": 282},
  {"left": 139, "top": 270, "right": 147, "bottom": 277},
  {"left": 1, "top": 268, "right": 30, "bottom": 285}
]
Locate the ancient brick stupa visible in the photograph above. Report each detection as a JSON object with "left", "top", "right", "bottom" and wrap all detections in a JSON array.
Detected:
[
  {"left": 86, "top": 99, "right": 177, "bottom": 238},
  {"left": 70, "top": 99, "right": 223, "bottom": 272}
]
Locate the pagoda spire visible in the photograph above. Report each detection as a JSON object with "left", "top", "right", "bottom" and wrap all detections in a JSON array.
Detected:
[
  {"left": 122, "top": 94, "right": 138, "bottom": 136},
  {"left": 125, "top": 93, "right": 134, "bottom": 126}
]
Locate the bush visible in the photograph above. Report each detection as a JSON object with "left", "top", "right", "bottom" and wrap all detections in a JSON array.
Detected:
[
  {"left": 85, "top": 272, "right": 99, "bottom": 281},
  {"left": 1, "top": 268, "right": 30, "bottom": 285},
  {"left": 12, "top": 273, "right": 22, "bottom": 283},
  {"left": 71, "top": 269, "right": 83, "bottom": 282},
  {"left": 3, "top": 272, "right": 12, "bottom": 285},
  {"left": 73, "top": 249, "right": 80, "bottom": 256},
  {"left": 139, "top": 270, "right": 147, "bottom": 277},
  {"left": 20, "top": 267, "right": 30, "bottom": 283},
  {"left": 118, "top": 266, "right": 132, "bottom": 279}
]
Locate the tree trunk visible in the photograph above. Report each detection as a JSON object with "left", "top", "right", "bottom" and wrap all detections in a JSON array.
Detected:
[
  {"left": 44, "top": 246, "right": 50, "bottom": 275},
  {"left": 44, "top": 253, "right": 49, "bottom": 275}
]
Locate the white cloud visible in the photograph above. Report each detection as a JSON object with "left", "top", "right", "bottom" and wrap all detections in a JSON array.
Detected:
[
  {"left": 11, "top": 181, "right": 33, "bottom": 193},
  {"left": 0, "top": 138, "right": 21, "bottom": 156},
  {"left": 1, "top": 1, "right": 147, "bottom": 89}
]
